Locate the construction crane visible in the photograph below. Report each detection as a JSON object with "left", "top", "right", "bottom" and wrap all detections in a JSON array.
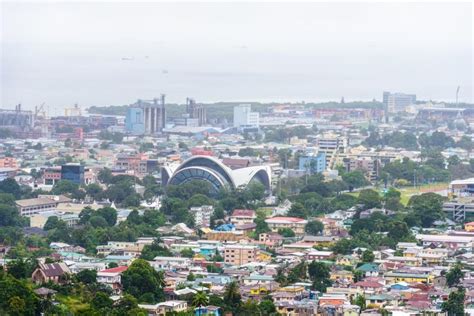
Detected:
[{"left": 35, "top": 103, "right": 46, "bottom": 119}]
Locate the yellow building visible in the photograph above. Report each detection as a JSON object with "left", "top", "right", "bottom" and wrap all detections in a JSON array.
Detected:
[
  {"left": 250, "top": 286, "right": 270, "bottom": 296},
  {"left": 265, "top": 217, "right": 308, "bottom": 235},
  {"left": 384, "top": 272, "right": 433, "bottom": 284},
  {"left": 330, "top": 270, "right": 354, "bottom": 283},
  {"left": 257, "top": 251, "right": 272, "bottom": 263},
  {"left": 336, "top": 256, "right": 357, "bottom": 267},
  {"left": 465, "top": 222, "right": 474, "bottom": 232}
]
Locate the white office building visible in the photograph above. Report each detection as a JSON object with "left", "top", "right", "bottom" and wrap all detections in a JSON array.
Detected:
[{"left": 233, "top": 104, "right": 259, "bottom": 128}]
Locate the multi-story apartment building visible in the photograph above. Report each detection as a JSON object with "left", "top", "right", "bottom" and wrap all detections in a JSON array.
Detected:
[
  {"left": 43, "top": 167, "right": 62, "bottom": 185},
  {"left": 298, "top": 152, "right": 326, "bottom": 174},
  {"left": 343, "top": 156, "right": 380, "bottom": 182},
  {"left": 189, "top": 205, "right": 214, "bottom": 228},
  {"left": 265, "top": 216, "right": 308, "bottom": 235},
  {"left": 61, "top": 164, "right": 84, "bottom": 185},
  {"left": 223, "top": 244, "right": 259, "bottom": 266},
  {"left": 233, "top": 104, "right": 260, "bottom": 128},
  {"left": 43, "top": 165, "right": 95, "bottom": 185},
  {"left": 383, "top": 91, "right": 416, "bottom": 112},
  {"left": 16, "top": 195, "right": 71, "bottom": 217},
  {"left": 230, "top": 209, "right": 256, "bottom": 226},
  {"left": 0, "top": 167, "right": 17, "bottom": 181},
  {"left": 115, "top": 153, "right": 160, "bottom": 176},
  {"left": 0, "top": 157, "right": 17, "bottom": 168},
  {"left": 313, "top": 133, "right": 348, "bottom": 169}
]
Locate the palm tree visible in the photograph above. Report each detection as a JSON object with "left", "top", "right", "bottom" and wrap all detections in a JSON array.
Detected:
[
  {"left": 192, "top": 291, "right": 209, "bottom": 307},
  {"left": 223, "top": 281, "right": 241, "bottom": 312},
  {"left": 156, "top": 270, "right": 166, "bottom": 288}
]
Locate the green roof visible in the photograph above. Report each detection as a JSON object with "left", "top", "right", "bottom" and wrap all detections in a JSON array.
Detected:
[{"left": 356, "top": 263, "right": 379, "bottom": 272}]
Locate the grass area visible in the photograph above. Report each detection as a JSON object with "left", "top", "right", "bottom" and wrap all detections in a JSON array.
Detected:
[
  {"left": 347, "top": 182, "right": 449, "bottom": 206},
  {"left": 256, "top": 207, "right": 274, "bottom": 217},
  {"left": 397, "top": 182, "right": 448, "bottom": 206},
  {"left": 56, "top": 294, "right": 90, "bottom": 313}
]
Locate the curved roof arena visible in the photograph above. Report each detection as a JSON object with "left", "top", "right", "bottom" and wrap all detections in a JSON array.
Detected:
[{"left": 161, "top": 155, "right": 271, "bottom": 194}]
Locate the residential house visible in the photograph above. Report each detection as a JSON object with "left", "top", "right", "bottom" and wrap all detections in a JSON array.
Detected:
[
  {"left": 96, "top": 266, "right": 128, "bottom": 293},
  {"left": 31, "top": 262, "right": 71, "bottom": 285},
  {"left": 138, "top": 300, "right": 188, "bottom": 316},
  {"left": 356, "top": 263, "right": 380, "bottom": 277}
]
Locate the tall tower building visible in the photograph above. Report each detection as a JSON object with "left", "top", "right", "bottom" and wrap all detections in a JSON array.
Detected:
[
  {"left": 125, "top": 95, "right": 166, "bottom": 135},
  {"left": 233, "top": 104, "right": 259, "bottom": 128},
  {"left": 186, "top": 98, "right": 207, "bottom": 126},
  {"left": 383, "top": 91, "right": 416, "bottom": 112}
]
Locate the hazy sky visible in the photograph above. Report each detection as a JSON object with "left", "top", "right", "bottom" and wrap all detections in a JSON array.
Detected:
[{"left": 1, "top": 1, "right": 473, "bottom": 113}]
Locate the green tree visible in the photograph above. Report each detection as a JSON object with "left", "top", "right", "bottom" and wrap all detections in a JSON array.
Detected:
[
  {"left": 121, "top": 259, "right": 165, "bottom": 303},
  {"left": 308, "top": 261, "right": 332, "bottom": 292},
  {"left": 97, "top": 207, "right": 117, "bottom": 226},
  {"left": 127, "top": 210, "right": 142, "bottom": 225},
  {"left": 287, "top": 202, "right": 308, "bottom": 218},
  {"left": 223, "top": 281, "right": 242, "bottom": 313},
  {"left": 342, "top": 171, "right": 369, "bottom": 190},
  {"left": 123, "top": 194, "right": 141, "bottom": 207},
  {"left": 408, "top": 192, "right": 444, "bottom": 228},
  {"left": 240, "top": 299, "right": 260, "bottom": 316},
  {"left": 115, "top": 294, "right": 143, "bottom": 315},
  {"left": 187, "top": 272, "right": 196, "bottom": 281},
  {"left": 43, "top": 216, "right": 60, "bottom": 231},
  {"left": 98, "top": 168, "right": 114, "bottom": 184},
  {"left": 387, "top": 221, "right": 410, "bottom": 241},
  {"left": 192, "top": 291, "right": 209, "bottom": 307},
  {"left": 47, "top": 219, "right": 71, "bottom": 243},
  {"left": 206, "top": 264, "right": 223, "bottom": 274},
  {"left": 278, "top": 228, "right": 295, "bottom": 237},
  {"left": 0, "top": 178, "right": 22, "bottom": 199},
  {"left": 89, "top": 216, "right": 108, "bottom": 228},
  {"left": 78, "top": 207, "right": 94, "bottom": 224},
  {"left": 305, "top": 220, "right": 324, "bottom": 235},
  {"left": 441, "top": 287, "right": 465, "bottom": 315},
  {"left": 91, "top": 292, "right": 113, "bottom": 310},
  {"left": 140, "top": 240, "right": 172, "bottom": 261},
  {"left": 361, "top": 250, "right": 375, "bottom": 263},
  {"left": 0, "top": 273, "right": 39, "bottom": 315},
  {"left": 85, "top": 183, "right": 103, "bottom": 200},
  {"left": 259, "top": 299, "right": 277, "bottom": 315},
  {"left": 287, "top": 261, "right": 307, "bottom": 284},
  {"left": 0, "top": 204, "right": 22, "bottom": 227},
  {"left": 51, "top": 180, "right": 79, "bottom": 195},
  {"left": 457, "top": 136, "right": 474, "bottom": 151},
  {"left": 180, "top": 248, "right": 195, "bottom": 258},
  {"left": 254, "top": 210, "right": 270, "bottom": 235},
  {"left": 7, "top": 259, "right": 37, "bottom": 279},
  {"left": 188, "top": 194, "right": 213, "bottom": 208},
  {"left": 357, "top": 189, "right": 382, "bottom": 209},
  {"left": 76, "top": 269, "right": 97, "bottom": 285},
  {"left": 332, "top": 239, "right": 354, "bottom": 255},
  {"left": 447, "top": 155, "right": 461, "bottom": 167},
  {"left": 352, "top": 294, "right": 366, "bottom": 310},
  {"left": 446, "top": 263, "right": 464, "bottom": 288}
]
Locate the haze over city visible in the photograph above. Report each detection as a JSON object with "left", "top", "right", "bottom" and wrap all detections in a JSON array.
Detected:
[
  {"left": 4, "top": 1, "right": 474, "bottom": 315},
  {"left": 1, "top": 1, "right": 473, "bottom": 114}
]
